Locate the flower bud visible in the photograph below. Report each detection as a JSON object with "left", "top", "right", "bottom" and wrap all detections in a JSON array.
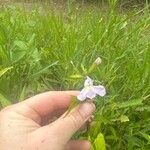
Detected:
[
  {"left": 94, "top": 57, "right": 102, "bottom": 65},
  {"left": 87, "top": 57, "right": 102, "bottom": 74}
]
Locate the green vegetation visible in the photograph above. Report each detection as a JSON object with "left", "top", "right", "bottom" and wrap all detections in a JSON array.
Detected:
[{"left": 0, "top": 1, "right": 150, "bottom": 149}]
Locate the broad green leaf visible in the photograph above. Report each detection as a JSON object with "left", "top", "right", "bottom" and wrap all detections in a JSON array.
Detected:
[
  {"left": 12, "top": 41, "right": 28, "bottom": 62},
  {"left": 0, "top": 67, "right": 13, "bottom": 78},
  {"left": 0, "top": 93, "right": 11, "bottom": 107},
  {"left": 94, "top": 133, "right": 106, "bottom": 150}
]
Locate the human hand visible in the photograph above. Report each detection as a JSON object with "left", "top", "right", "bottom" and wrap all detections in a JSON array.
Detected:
[{"left": 0, "top": 91, "right": 95, "bottom": 150}]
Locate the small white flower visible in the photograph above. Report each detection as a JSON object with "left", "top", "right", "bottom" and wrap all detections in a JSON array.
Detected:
[{"left": 77, "top": 76, "right": 106, "bottom": 101}]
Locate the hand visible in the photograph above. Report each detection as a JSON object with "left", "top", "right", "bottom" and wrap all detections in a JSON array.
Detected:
[{"left": 0, "top": 91, "right": 95, "bottom": 150}]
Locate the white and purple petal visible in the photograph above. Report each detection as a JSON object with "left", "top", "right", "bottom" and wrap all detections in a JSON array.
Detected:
[
  {"left": 77, "top": 76, "right": 106, "bottom": 101},
  {"left": 93, "top": 85, "right": 106, "bottom": 97},
  {"left": 84, "top": 76, "right": 93, "bottom": 87},
  {"left": 86, "top": 88, "right": 96, "bottom": 99},
  {"left": 77, "top": 88, "right": 89, "bottom": 101}
]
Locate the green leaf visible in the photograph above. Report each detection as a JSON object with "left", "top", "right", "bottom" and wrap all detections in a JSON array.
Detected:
[
  {"left": 81, "top": 64, "right": 87, "bottom": 74},
  {"left": 94, "top": 133, "right": 106, "bottom": 150},
  {"left": 0, "top": 45, "right": 9, "bottom": 64},
  {"left": 12, "top": 50, "right": 26, "bottom": 62},
  {"left": 136, "top": 106, "right": 150, "bottom": 112},
  {"left": 12, "top": 41, "right": 28, "bottom": 62},
  {"left": 120, "top": 115, "right": 129, "bottom": 123},
  {"left": 64, "top": 96, "right": 79, "bottom": 117},
  {"left": 140, "top": 132, "right": 150, "bottom": 144},
  {"left": 69, "top": 74, "right": 83, "bottom": 79},
  {"left": 19, "top": 85, "right": 26, "bottom": 102},
  {"left": 30, "top": 61, "right": 59, "bottom": 78},
  {"left": 14, "top": 40, "right": 28, "bottom": 51},
  {"left": 30, "top": 48, "right": 40, "bottom": 62},
  {"left": 0, "top": 67, "right": 13, "bottom": 78},
  {"left": 116, "top": 99, "right": 143, "bottom": 109},
  {"left": 0, "top": 93, "right": 11, "bottom": 108},
  {"left": 28, "top": 33, "right": 36, "bottom": 47}
]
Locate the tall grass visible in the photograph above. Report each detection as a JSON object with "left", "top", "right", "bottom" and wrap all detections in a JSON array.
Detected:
[{"left": 0, "top": 3, "right": 150, "bottom": 149}]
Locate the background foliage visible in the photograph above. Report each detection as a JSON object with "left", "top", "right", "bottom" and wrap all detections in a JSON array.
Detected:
[{"left": 0, "top": 0, "right": 150, "bottom": 149}]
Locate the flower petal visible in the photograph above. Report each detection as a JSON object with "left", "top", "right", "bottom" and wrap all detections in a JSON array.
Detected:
[
  {"left": 77, "top": 94, "right": 86, "bottom": 101},
  {"left": 84, "top": 76, "right": 93, "bottom": 87},
  {"left": 86, "top": 88, "right": 96, "bottom": 99},
  {"left": 77, "top": 88, "right": 89, "bottom": 101},
  {"left": 94, "top": 85, "right": 106, "bottom": 96}
]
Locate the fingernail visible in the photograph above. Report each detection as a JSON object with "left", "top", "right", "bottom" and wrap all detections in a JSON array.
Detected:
[{"left": 79, "top": 103, "right": 95, "bottom": 119}]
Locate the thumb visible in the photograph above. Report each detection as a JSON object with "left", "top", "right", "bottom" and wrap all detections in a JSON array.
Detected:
[{"left": 50, "top": 102, "right": 95, "bottom": 143}]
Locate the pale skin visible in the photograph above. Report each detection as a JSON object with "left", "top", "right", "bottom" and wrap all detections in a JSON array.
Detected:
[{"left": 0, "top": 91, "right": 95, "bottom": 150}]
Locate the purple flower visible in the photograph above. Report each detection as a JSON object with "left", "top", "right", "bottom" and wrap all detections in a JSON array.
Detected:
[{"left": 77, "top": 76, "right": 106, "bottom": 101}]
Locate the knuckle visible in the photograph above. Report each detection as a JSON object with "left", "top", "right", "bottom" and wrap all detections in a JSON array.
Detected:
[
  {"left": 70, "top": 115, "right": 80, "bottom": 129},
  {"left": 69, "top": 110, "right": 85, "bottom": 129}
]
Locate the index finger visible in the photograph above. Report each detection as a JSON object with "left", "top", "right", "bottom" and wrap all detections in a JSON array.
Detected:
[{"left": 23, "top": 91, "right": 79, "bottom": 120}]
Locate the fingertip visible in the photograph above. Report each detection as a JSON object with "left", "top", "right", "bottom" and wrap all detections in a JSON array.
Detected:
[
  {"left": 79, "top": 102, "right": 95, "bottom": 119},
  {"left": 83, "top": 141, "right": 91, "bottom": 150}
]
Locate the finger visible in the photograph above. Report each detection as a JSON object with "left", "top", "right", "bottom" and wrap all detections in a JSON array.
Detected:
[
  {"left": 38, "top": 102, "right": 95, "bottom": 145},
  {"left": 41, "top": 108, "right": 67, "bottom": 125},
  {"left": 65, "top": 140, "right": 91, "bottom": 150},
  {"left": 25, "top": 91, "right": 79, "bottom": 116},
  {"left": 14, "top": 91, "right": 79, "bottom": 123}
]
